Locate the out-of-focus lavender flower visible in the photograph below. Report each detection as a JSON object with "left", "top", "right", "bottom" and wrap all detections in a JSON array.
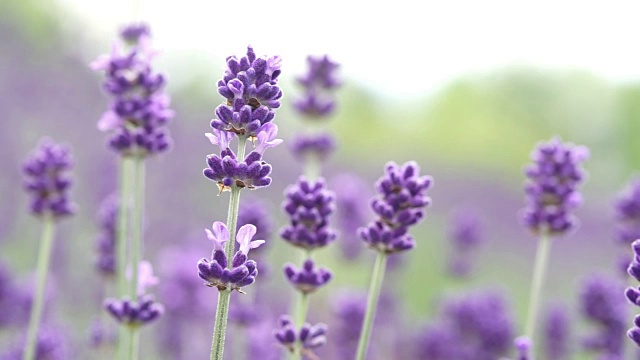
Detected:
[
  {"left": 211, "top": 46, "right": 282, "bottom": 137},
  {"left": 359, "top": 161, "right": 433, "bottom": 254},
  {"left": 521, "top": 137, "right": 589, "bottom": 236},
  {"left": 203, "top": 125, "right": 281, "bottom": 192},
  {"left": 283, "top": 259, "right": 332, "bottom": 294},
  {"left": 416, "top": 290, "right": 514, "bottom": 360},
  {"left": 331, "top": 173, "right": 371, "bottom": 260},
  {"left": 22, "top": 138, "right": 76, "bottom": 218},
  {"left": 95, "top": 194, "right": 117, "bottom": 277},
  {"left": 274, "top": 315, "right": 328, "bottom": 355},
  {"left": 290, "top": 133, "right": 336, "bottom": 163},
  {"left": 104, "top": 294, "right": 164, "bottom": 327},
  {"left": 88, "top": 317, "right": 116, "bottom": 349},
  {"left": 515, "top": 336, "right": 533, "bottom": 360},
  {"left": 293, "top": 55, "right": 340, "bottom": 118},
  {"left": 280, "top": 176, "right": 337, "bottom": 250},
  {"left": 91, "top": 23, "right": 174, "bottom": 157},
  {"left": 197, "top": 223, "right": 264, "bottom": 292},
  {"left": 446, "top": 208, "right": 483, "bottom": 278},
  {"left": 1, "top": 326, "right": 67, "bottom": 360},
  {"left": 0, "top": 261, "right": 22, "bottom": 328},
  {"left": 581, "top": 273, "right": 626, "bottom": 356},
  {"left": 543, "top": 304, "right": 571, "bottom": 360},
  {"left": 614, "top": 178, "right": 640, "bottom": 245}
]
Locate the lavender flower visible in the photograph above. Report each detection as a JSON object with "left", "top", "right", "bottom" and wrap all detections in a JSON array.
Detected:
[
  {"left": 293, "top": 55, "right": 340, "bottom": 118},
  {"left": 614, "top": 178, "right": 640, "bottom": 245},
  {"left": 211, "top": 46, "right": 282, "bottom": 136},
  {"left": 290, "top": 133, "right": 336, "bottom": 163},
  {"left": 203, "top": 124, "right": 281, "bottom": 192},
  {"left": 197, "top": 222, "right": 264, "bottom": 292},
  {"left": 359, "top": 161, "right": 433, "bottom": 254},
  {"left": 91, "top": 23, "right": 174, "bottom": 157},
  {"left": 515, "top": 336, "right": 533, "bottom": 360},
  {"left": 331, "top": 173, "right": 371, "bottom": 260},
  {"left": 104, "top": 294, "right": 164, "bottom": 327},
  {"left": 283, "top": 259, "right": 332, "bottom": 294},
  {"left": 280, "top": 176, "right": 337, "bottom": 250},
  {"left": 446, "top": 208, "right": 483, "bottom": 278},
  {"left": 522, "top": 137, "right": 589, "bottom": 236},
  {"left": 581, "top": 274, "right": 626, "bottom": 356},
  {"left": 543, "top": 304, "right": 571, "bottom": 360},
  {"left": 22, "top": 138, "right": 75, "bottom": 218},
  {"left": 95, "top": 194, "right": 117, "bottom": 277},
  {"left": 416, "top": 290, "right": 514, "bottom": 360},
  {"left": 1, "top": 327, "right": 67, "bottom": 360},
  {"left": 626, "top": 239, "right": 640, "bottom": 347},
  {"left": 274, "top": 315, "right": 328, "bottom": 355}
]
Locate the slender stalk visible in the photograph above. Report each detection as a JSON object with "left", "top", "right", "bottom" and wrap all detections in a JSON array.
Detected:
[
  {"left": 304, "top": 154, "right": 321, "bottom": 182},
  {"left": 210, "top": 136, "right": 247, "bottom": 360},
  {"left": 355, "top": 251, "right": 388, "bottom": 360},
  {"left": 524, "top": 234, "right": 552, "bottom": 347},
  {"left": 128, "top": 156, "right": 145, "bottom": 360},
  {"left": 117, "top": 157, "right": 132, "bottom": 297},
  {"left": 23, "top": 216, "right": 56, "bottom": 360}
]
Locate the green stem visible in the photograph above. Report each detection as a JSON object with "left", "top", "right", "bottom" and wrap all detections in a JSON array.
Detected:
[
  {"left": 116, "top": 157, "right": 133, "bottom": 360},
  {"left": 129, "top": 326, "right": 139, "bottom": 360},
  {"left": 129, "top": 157, "right": 145, "bottom": 298},
  {"left": 209, "top": 136, "right": 247, "bottom": 360},
  {"left": 524, "top": 234, "right": 552, "bottom": 347},
  {"left": 304, "top": 154, "right": 321, "bottom": 181},
  {"left": 23, "top": 216, "right": 56, "bottom": 360},
  {"left": 355, "top": 251, "right": 388, "bottom": 360}
]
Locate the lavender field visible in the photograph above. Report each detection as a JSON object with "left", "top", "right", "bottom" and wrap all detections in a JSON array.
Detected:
[{"left": 2, "top": 1, "right": 640, "bottom": 359}]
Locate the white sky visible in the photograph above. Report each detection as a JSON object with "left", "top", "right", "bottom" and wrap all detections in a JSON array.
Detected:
[{"left": 57, "top": 0, "right": 640, "bottom": 99}]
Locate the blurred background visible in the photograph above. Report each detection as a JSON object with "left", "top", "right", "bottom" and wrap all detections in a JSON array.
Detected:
[{"left": 2, "top": 0, "right": 640, "bottom": 359}]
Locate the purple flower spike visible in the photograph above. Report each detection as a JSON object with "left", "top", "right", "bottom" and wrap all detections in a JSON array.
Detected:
[
  {"left": 290, "top": 133, "right": 336, "bottom": 163},
  {"left": 280, "top": 176, "right": 337, "bottom": 251},
  {"left": 211, "top": 46, "right": 283, "bottom": 137},
  {"left": 104, "top": 294, "right": 164, "bottom": 327},
  {"left": 273, "top": 315, "right": 328, "bottom": 355},
  {"left": 92, "top": 23, "right": 174, "bottom": 157},
  {"left": 543, "top": 305, "right": 571, "bottom": 360},
  {"left": 627, "top": 239, "right": 640, "bottom": 348},
  {"left": 293, "top": 55, "right": 341, "bottom": 118},
  {"left": 614, "top": 178, "right": 640, "bottom": 245},
  {"left": 23, "top": 138, "right": 76, "bottom": 219},
  {"left": 521, "top": 137, "right": 589, "bottom": 236},
  {"left": 359, "top": 161, "right": 433, "bottom": 254},
  {"left": 580, "top": 274, "right": 626, "bottom": 356},
  {"left": 203, "top": 150, "right": 273, "bottom": 193},
  {"left": 283, "top": 259, "right": 332, "bottom": 294},
  {"left": 447, "top": 208, "right": 483, "bottom": 278},
  {"left": 95, "top": 194, "right": 117, "bottom": 277}
]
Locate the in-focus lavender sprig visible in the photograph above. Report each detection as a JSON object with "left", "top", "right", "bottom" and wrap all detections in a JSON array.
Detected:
[
  {"left": 211, "top": 46, "right": 282, "bottom": 137},
  {"left": 91, "top": 23, "right": 174, "bottom": 157},
  {"left": 625, "top": 239, "right": 640, "bottom": 347},
  {"left": 355, "top": 161, "right": 433, "bottom": 360}
]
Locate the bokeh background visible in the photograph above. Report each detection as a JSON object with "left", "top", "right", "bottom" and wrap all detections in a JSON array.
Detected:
[{"left": 2, "top": 0, "right": 640, "bottom": 358}]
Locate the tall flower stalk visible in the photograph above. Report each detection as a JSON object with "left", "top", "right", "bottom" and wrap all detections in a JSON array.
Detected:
[
  {"left": 520, "top": 137, "right": 588, "bottom": 353},
  {"left": 199, "top": 46, "right": 283, "bottom": 360},
  {"left": 91, "top": 23, "right": 173, "bottom": 360},
  {"left": 22, "top": 139, "right": 76, "bottom": 360},
  {"left": 355, "top": 161, "right": 433, "bottom": 360}
]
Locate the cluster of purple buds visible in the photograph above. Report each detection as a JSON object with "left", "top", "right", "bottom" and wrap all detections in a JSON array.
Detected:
[
  {"left": 359, "top": 161, "right": 433, "bottom": 254},
  {"left": 615, "top": 178, "right": 640, "bottom": 245},
  {"left": 203, "top": 124, "right": 282, "bottom": 193},
  {"left": 23, "top": 138, "right": 76, "bottom": 218},
  {"left": 273, "top": 315, "right": 328, "bottom": 355},
  {"left": 283, "top": 259, "right": 332, "bottom": 294},
  {"left": 447, "top": 208, "right": 483, "bottom": 278},
  {"left": 211, "top": 46, "right": 282, "bottom": 137},
  {"left": 95, "top": 194, "right": 117, "bottom": 277},
  {"left": 293, "top": 55, "right": 340, "bottom": 118},
  {"left": 543, "top": 304, "right": 571, "bottom": 360},
  {"left": 197, "top": 222, "right": 264, "bottom": 293},
  {"left": 91, "top": 23, "right": 174, "bottom": 157},
  {"left": 522, "top": 137, "right": 589, "bottom": 236},
  {"left": 580, "top": 274, "right": 626, "bottom": 356},
  {"left": 104, "top": 294, "right": 164, "bottom": 327},
  {"left": 280, "top": 176, "right": 337, "bottom": 250},
  {"left": 290, "top": 133, "right": 336, "bottom": 163},
  {"left": 626, "top": 239, "right": 640, "bottom": 346}
]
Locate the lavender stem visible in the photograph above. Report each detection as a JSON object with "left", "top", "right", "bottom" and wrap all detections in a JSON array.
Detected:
[
  {"left": 524, "top": 234, "right": 551, "bottom": 348},
  {"left": 355, "top": 251, "right": 388, "bottom": 360},
  {"left": 23, "top": 216, "right": 56, "bottom": 360},
  {"left": 210, "top": 136, "right": 247, "bottom": 360},
  {"left": 116, "top": 157, "right": 133, "bottom": 360},
  {"left": 127, "top": 157, "right": 145, "bottom": 360}
]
